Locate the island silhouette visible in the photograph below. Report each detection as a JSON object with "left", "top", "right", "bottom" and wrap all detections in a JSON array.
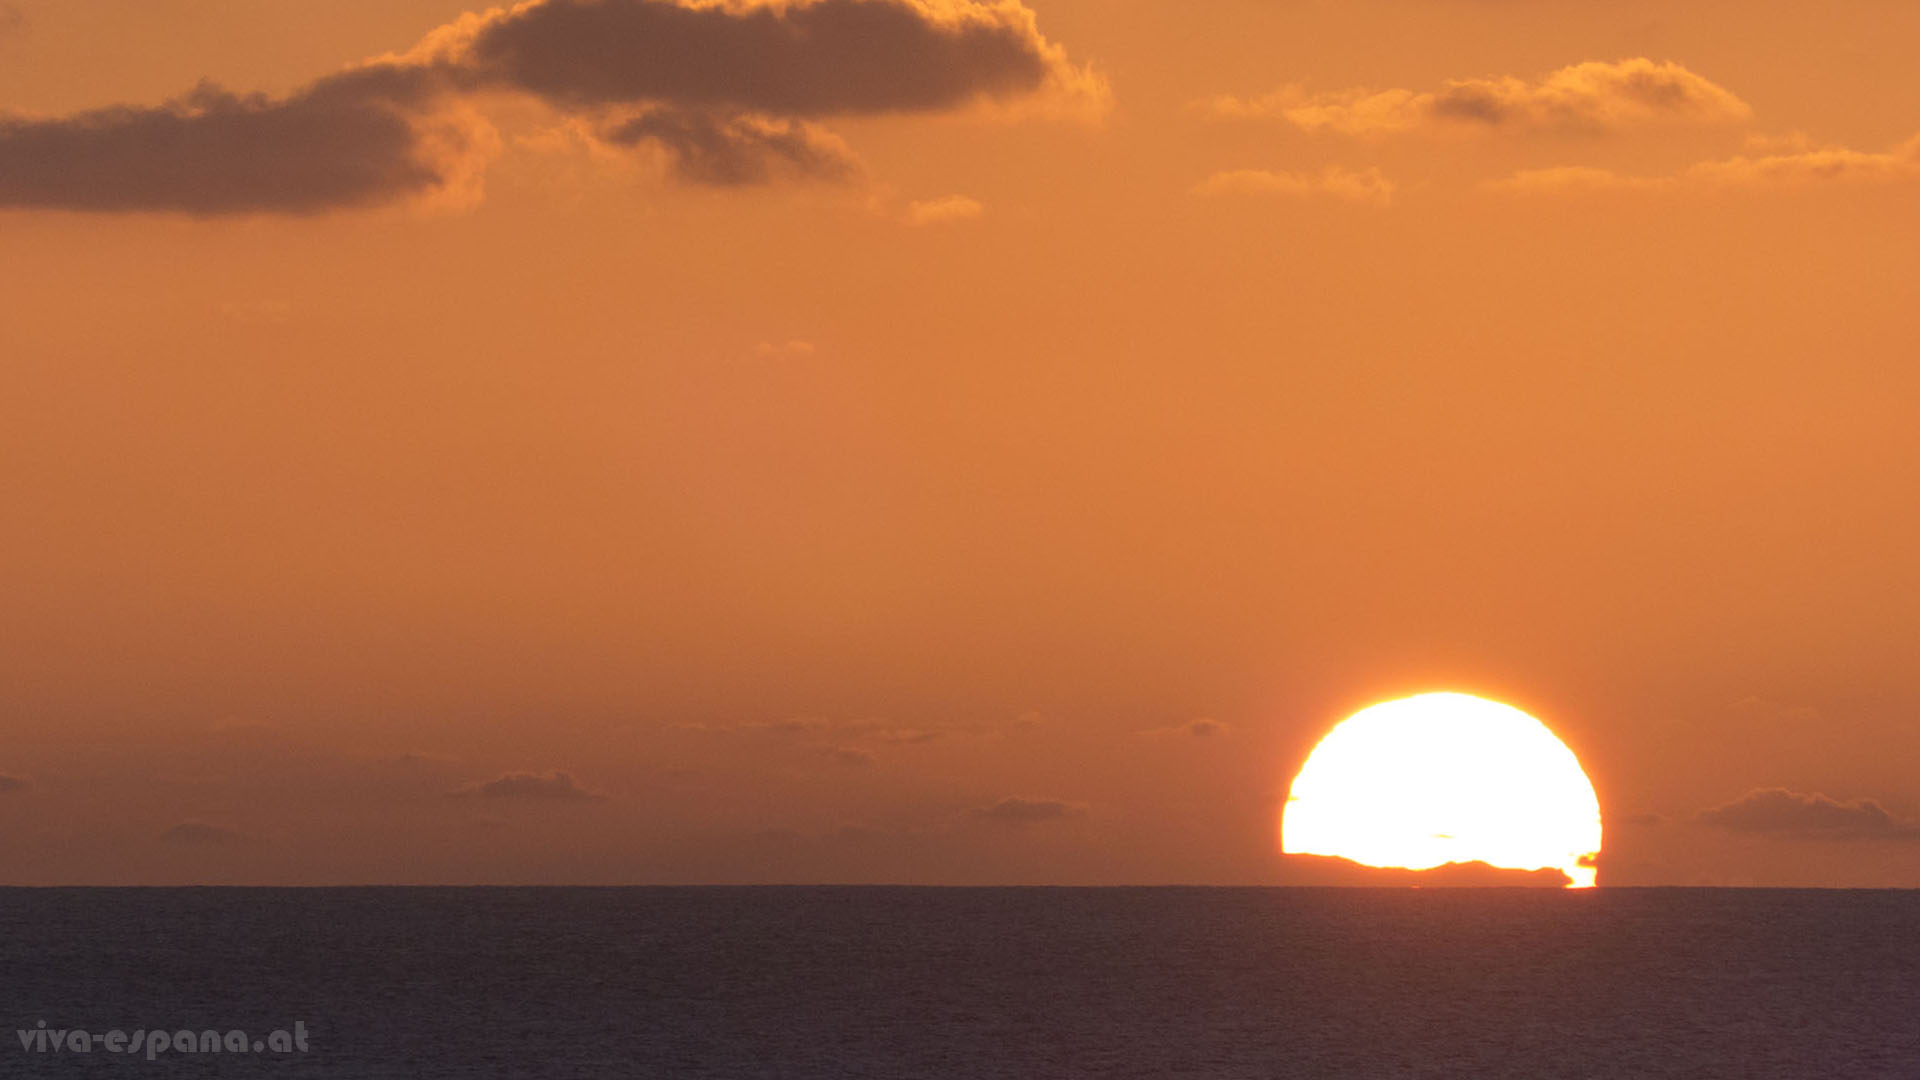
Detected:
[{"left": 1280, "top": 853, "right": 1575, "bottom": 888}]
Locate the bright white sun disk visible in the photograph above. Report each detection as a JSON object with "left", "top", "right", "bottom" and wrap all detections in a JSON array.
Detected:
[{"left": 1282, "top": 692, "right": 1602, "bottom": 888}]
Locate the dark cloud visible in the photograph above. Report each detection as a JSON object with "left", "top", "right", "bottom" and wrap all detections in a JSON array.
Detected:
[
  {"left": 1698, "top": 788, "right": 1920, "bottom": 841},
  {"left": 0, "top": 66, "right": 490, "bottom": 214},
  {"left": 603, "top": 109, "right": 858, "bottom": 185},
  {"left": 159, "top": 822, "right": 251, "bottom": 847},
  {"left": 450, "top": 770, "right": 606, "bottom": 801},
  {"left": 0, "top": 0, "right": 1093, "bottom": 213},
  {"left": 0, "top": 774, "right": 25, "bottom": 794},
  {"left": 970, "top": 796, "right": 1086, "bottom": 824},
  {"left": 457, "top": 0, "right": 1079, "bottom": 116},
  {"left": 0, "top": 4, "right": 24, "bottom": 38}
]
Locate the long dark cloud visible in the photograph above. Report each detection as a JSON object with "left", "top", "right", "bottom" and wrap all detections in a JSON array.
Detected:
[
  {"left": 0, "top": 0, "right": 1093, "bottom": 214},
  {"left": 1698, "top": 788, "right": 1920, "bottom": 841},
  {"left": 0, "top": 67, "right": 478, "bottom": 215},
  {"left": 454, "top": 0, "right": 1076, "bottom": 116}
]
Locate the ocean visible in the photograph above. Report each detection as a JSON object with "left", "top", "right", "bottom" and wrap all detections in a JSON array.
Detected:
[{"left": 4, "top": 887, "right": 1916, "bottom": 1078}]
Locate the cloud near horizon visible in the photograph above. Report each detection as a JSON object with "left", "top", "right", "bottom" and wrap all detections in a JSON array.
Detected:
[
  {"left": 0, "top": 0, "right": 1100, "bottom": 214},
  {"left": 449, "top": 770, "right": 607, "bottom": 801},
  {"left": 1494, "top": 133, "right": 1920, "bottom": 193},
  {"left": 1698, "top": 788, "right": 1920, "bottom": 841},
  {"left": 1208, "top": 59, "right": 1749, "bottom": 136},
  {"left": 970, "top": 796, "right": 1087, "bottom": 823}
]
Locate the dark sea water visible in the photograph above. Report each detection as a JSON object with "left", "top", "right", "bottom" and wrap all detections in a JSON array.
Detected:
[{"left": 3, "top": 887, "right": 1917, "bottom": 1078}]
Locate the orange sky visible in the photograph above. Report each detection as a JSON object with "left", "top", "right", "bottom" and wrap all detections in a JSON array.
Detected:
[{"left": 4, "top": 0, "right": 1920, "bottom": 886}]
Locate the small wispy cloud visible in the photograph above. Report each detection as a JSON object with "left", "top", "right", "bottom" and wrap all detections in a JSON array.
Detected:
[
  {"left": 1192, "top": 166, "right": 1394, "bottom": 205},
  {"left": 1207, "top": 58, "right": 1749, "bottom": 137},
  {"left": 821, "top": 746, "right": 876, "bottom": 767},
  {"left": 449, "top": 770, "right": 606, "bottom": 801},
  {"left": 1139, "top": 718, "right": 1231, "bottom": 738},
  {"left": 970, "top": 796, "right": 1087, "bottom": 824},
  {"left": 868, "top": 728, "right": 942, "bottom": 744},
  {"left": 905, "top": 194, "right": 985, "bottom": 225},
  {"left": 1492, "top": 133, "right": 1920, "bottom": 193}
]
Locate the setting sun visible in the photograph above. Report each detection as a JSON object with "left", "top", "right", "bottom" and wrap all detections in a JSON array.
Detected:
[{"left": 1282, "top": 693, "right": 1603, "bottom": 888}]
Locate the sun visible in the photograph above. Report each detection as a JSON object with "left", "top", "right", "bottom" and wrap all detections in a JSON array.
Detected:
[{"left": 1282, "top": 692, "right": 1602, "bottom": 888}]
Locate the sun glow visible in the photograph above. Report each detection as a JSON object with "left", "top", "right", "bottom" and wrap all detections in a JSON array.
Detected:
[{"left": 1282, "top": 693, "right": 1603, "bottom": 888}]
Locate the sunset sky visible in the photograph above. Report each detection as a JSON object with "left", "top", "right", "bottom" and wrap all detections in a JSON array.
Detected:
[{"left": 5, "top": 0, "right": 1920, "bottom": 887}]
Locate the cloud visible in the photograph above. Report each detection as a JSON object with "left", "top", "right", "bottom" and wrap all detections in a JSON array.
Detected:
[
  {"left": 0, "top": 4, "right": 23, "bottom": 38},
  {"left": 969, "top": 796, "right": 1087, "bottom": 824},
  {"left": 1490, "top": 165, "right": 1667, "bottom": 193},
  {"left": 0, "top": 774, "right": 25, "bottom": 794},
  {"left": 0, "top": 0, "right": 1097, "bottom": 214},
  {"left": 1686, "top": 136, "right": 1920, "bottom": 186},
  {"left": 1492, "top": 133, "right": 1920, "bottom": 193},
  {"left": 906, "top": 194, "right": 985, "bottom": 225},
  {"left": 159, "top": 822, "right": 252, "bottom": 847},
  {"left": 1138, "top": 717, "right": 1232, "bottom": 737},
  {"left": 449, "top": 770, "right": 606, "bottom": 800},
  {"left": 450, "top": 0, "right": 1099, "bottom": 116},
  {"left": 601, "top": 108, "right": 859, "bottom": 185},
  {"left": 822, "top": 746, "right": 876, "bottom": 767},
  {"left": 706, "top": 715, "right": 956, "bottom": 743},
  {"left": 0, "top": 66, "right": 496, "bottom": 214},
  {"left": 1192, "top": 166, "right": 1393, "bottom": 205},
  {"left": 1698, "top": 788, "right": 1920, "bottom": 841},
  {"left": 751, "top": 716, "right": 831, "bottom": 733},
  {"left": 866, "top": 727, "right": 942, "bottom": 743},
  {"left": 1209, "top": 58, "right": 1749, "bottom": 136}
]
